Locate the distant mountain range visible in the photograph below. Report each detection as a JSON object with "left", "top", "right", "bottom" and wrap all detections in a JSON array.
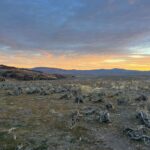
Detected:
[{"left": 32, "top": 67, "right": 150, "bottom": 76}]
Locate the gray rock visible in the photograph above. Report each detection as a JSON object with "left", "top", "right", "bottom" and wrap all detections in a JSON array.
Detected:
[
  {"left": 81, "top": 108, "right": 96, "bottom": 116},
  {"left": 124, "top": 128, "right": 150, "bottom": 145},
  {"left": 89, "top": 93, "right": 104, "bottom": 103},
  {"left": 135, "top": 95, "right": 148, "bottom": 102},
  {"left": 117, "top": 99, "right": 128, "bottom": 105},
  {"left": 75, "top": 96, "right": 84, "bottom": 104},
  {"left": 136, "top": 111, "right": 150, "bottom": 128},
  {"left": 60, "top": 93, "right": 73, "bottom": 100},
  {"left": 106, "top": 103, "right": 114, "bottom": 110},
  {"left": 97, "top": 111, "right": 111, "bottom": 123},
  {"left": 25, "top": 87, "right": 41, "bottom": 94}
]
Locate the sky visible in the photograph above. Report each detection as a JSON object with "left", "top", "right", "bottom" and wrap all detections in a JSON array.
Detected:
[{"left": 0, "top": 0, "right": 150, "bottom": 70}]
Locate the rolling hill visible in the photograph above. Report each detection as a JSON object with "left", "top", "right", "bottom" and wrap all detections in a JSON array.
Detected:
[
  {"left": 33, "top": 67, "right": 150, "bottom": 76},
  {"left": 0, "top": 65, "right": 65, "bottom": 80}
]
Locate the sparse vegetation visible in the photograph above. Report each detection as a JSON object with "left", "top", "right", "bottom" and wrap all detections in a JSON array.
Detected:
[{"left": 0, "top": 76, "right": 150, "bottom": 149}]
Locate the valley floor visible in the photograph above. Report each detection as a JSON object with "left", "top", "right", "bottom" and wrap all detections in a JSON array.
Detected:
[{"left": 0, "top": 77, "right": 150, "bottom": 150}]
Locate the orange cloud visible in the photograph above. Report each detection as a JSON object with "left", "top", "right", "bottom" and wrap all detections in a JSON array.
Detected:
[{"left": 0, "top": 52, "right": 150, "bottom": 71}]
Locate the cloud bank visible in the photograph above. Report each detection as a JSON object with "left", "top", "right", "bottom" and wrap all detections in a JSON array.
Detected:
[{"left": 0, "top": 0, "right": 150, "bottom": 69}]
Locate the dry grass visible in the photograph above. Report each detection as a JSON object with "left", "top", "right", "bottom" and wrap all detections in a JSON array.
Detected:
[{"left": 0, "top": 77, "right": 150, "bottom": 149}]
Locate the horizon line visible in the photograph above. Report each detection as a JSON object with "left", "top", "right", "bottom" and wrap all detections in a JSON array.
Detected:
[{"left": 1, "top": 64, "right": 150, "bottom": 72}]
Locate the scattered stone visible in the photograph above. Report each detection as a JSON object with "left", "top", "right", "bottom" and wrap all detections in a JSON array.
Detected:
[
  {"left": 106, "top": 103, "right": 114, "bottom": 110},
  {"left": 17, "top": 144, "right": 24, "bottom": 150},
  {"left": 14, "top": 87, "right": 23, "bottom": 95},
  {"left": 92, "top": 98, "right": 103, "bottom": 103},
  {"left": 135, "top": 95, "right": 148, "bottom": 102},
  {"left": 117, "top": 98, "right": 128, "bottom": 105},
  {"left": 0, "top": 77, "right": 150, "bottom": 149},
  {"left": 55, "top": 87, "right": 68, "bottom": 93},
  {"left": 75, "top": 96, "right": 84, "bottom": 104},
  {"left": 124, "top": 128, "right": 150, "bottom": 145},
  {"left": 7, "top": 87, "right": 22, "bottom": 96},
  {"left": 81, "top": 108, "right": 96, "bottom": 116},
  {"left": 90, "top": 93, "right": 104, "bottom": 103},
  {"left": 25, "top": 87, "right": 40, "bottom": 94},
  {"left": 97, "top": 111, "right": 111, "bottom": 123},
  {"left": 60, "top": 93, "right": 73, "bottom": 100},
  {"left": 40, "top": 90, "right": 50, "bottom": 95},
  {"left": 8, "top": 127, "right": 17, "bottom": 134},
  {"left": 136, "top": 111, "right": 150, "bottom": 128},
  {"left": 7, "top": 90, "right": 15, "bottom": 96},
  {"left": 0, "top": 77, "right": 5, "bottom": 82},
  {"left": 60, "top": 94, "right": 69, "bottom": 99}
]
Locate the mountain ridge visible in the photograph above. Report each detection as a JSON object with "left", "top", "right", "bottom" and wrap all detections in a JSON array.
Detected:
[{"left": 32, "top": 67, "right": 150, "bottom": 76}]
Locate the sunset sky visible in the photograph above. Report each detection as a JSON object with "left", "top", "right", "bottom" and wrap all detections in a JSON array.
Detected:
[{"left": 0, "top": 0, "right": 150, "bottom": 70}]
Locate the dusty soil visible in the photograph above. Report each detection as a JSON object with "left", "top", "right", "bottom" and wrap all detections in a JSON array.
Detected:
[{"left": 0, "top": 76, "right": 150, "bottom": 150}]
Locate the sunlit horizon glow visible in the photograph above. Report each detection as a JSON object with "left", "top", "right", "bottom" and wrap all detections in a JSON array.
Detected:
[
  {"left": 0, "top": 0, "right": 150, "bottom": 71},
  {"left": 0, "top": 51, "right": 150, "bottom": 71}
]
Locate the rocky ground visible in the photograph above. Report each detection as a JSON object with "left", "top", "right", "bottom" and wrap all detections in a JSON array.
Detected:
[{"left": 0, "top": 76, "right": 150, "bottom": 150}]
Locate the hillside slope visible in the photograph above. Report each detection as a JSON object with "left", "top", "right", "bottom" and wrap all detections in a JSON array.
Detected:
[{"left": 0, "top": 65, "right": 65, "bottom": 80}]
